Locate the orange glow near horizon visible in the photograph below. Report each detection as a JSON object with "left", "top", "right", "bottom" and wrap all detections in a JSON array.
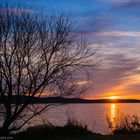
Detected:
[
  {"left": 85, "top": 94, "right": 140, "bottom": 100},
  {"left": 108, "top": 96, "right": 118, "bottom": 100}
]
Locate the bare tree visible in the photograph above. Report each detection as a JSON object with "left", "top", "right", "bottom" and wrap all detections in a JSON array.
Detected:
[{"left": 0, "top": 5, "right": 97, "bottom": 135}]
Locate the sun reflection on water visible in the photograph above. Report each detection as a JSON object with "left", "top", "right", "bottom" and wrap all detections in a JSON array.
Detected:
[{"left": 110, "top": 104, "right": 117, "bottom": 130}]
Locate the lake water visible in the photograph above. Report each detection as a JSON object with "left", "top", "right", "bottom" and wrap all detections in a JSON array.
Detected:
[{"left": 30, "top": 103, "right": 140, "bottom": 134}]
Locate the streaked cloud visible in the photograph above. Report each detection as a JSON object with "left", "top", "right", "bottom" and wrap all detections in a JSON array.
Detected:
[
  {"left": 85, "top": 39, "right": 140, "bottom": 99},
  {"left": 96, "top": 31, "right": 140, "bottom": 37},
  {"left": 0, "top": 8, "right": 33, "bottom": 14},
  {"left": 8, "top": 0, "right": 140, "bottom": 99}
]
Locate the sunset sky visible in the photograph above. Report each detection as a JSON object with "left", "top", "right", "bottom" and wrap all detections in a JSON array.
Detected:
[{"left": 11, "top": 0, "right": 140, "bottom": 99}]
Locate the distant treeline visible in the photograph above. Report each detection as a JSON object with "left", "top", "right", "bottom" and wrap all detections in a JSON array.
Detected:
[{"left": 0, "top": 96, "right": 140, "bottom": 104}]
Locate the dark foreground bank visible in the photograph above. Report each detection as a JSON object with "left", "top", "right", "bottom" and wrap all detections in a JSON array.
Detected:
[
  {"left": 8, "top": 122, "right": 140, "bottom": 140},
  {"left": 15, "top": 133, "right": 140, "bottom": 140}
]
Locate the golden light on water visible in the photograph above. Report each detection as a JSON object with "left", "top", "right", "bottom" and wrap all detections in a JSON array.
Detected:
[
  {"left": 111, "top": 104, "right": 116, "bottom": 119},
  {"left": 110, "top": 104, "right": 117, "bottom": 130}
]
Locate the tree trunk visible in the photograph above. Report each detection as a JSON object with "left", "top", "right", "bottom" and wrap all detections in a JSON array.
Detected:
[{"left": 1, "top": 120, "right": 11, "bottom": 136}]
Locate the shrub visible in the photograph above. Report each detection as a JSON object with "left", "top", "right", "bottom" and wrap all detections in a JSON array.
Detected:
[{"left": 15, "top": 118, "right": 93, "bottom": 139}]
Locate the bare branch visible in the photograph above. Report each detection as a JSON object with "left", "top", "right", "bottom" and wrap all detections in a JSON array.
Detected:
[{"left": 0, "top": 3, "right": 98, "bottom": 135}]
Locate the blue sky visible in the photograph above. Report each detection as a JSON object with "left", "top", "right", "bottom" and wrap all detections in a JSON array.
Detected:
[
  {"left": 17, "top": 0, "right": 140, "bottom": 32},
  {"left": 4, "top": 0, "right": 140, "bottom": 99},
  {"left": 9, "top": 0, "right": 140, "bottom": 32}
]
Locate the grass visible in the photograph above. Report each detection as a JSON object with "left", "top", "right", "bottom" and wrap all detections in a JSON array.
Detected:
[
  {"left": 14, "top": 125, "right": 140, "bottom": 140},
  {"left": 107, "top": 114, "right": 140, "bottom": 135},
  {"left": 14, "top": 119, "right": 94, "bottom": 140},
  {"left": 3, "top": 116, "right": 140, "bottom": 140}
]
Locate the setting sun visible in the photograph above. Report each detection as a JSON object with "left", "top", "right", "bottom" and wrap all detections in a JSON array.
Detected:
[{"left": 108, "top": 96, "right": 118, "bottom": 100}]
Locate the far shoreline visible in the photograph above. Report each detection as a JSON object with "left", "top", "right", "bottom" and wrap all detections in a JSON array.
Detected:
[{"left": 1, "top": 96, "right": 140, "bottom": 104}]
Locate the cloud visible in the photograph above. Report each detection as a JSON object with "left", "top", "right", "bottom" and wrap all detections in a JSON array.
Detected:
[
  {"left": 84, "top": 41, "right": 140, "bottom": 98},
  {"left": 99, "top": 0, "right": 140, "bottom": 7},
  {"left": 118, "top": 0, "right": 140, "bottom": 8},
  {"left": 96, "top": 31, "right": 140, "bottom": 37},
  {"left": 0, "top": 8, "right": 33, "bottom": 14},
  {"left": 3, "top": 0, "right": 140, "bottom": 99},
  {"left": 76, "top": 0, "right": 140, "bottom": 33},
  {"left": 80, "top": 28, "right": 140, "bottom": 99},
  {"left": 75, "top": 11, "right": 112, "bottom": 32}
]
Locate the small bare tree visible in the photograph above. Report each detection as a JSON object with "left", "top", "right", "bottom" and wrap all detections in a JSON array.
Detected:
[{"left": 0, "top": 5, "right": 97, "bottom": 135}]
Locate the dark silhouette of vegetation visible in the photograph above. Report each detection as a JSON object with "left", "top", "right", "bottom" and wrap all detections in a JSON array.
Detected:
[
  {"left": 12, "top": 118, "right": 140, "bottom": 140},
  {"left": 15, "top": 119, "right": 93, "bottom": 140},
  {"left": 0, "top": 3, "right": 97, "bottom": 135},
  {"left": 107, "top": 114, "right": 140, "bottom": 135}
]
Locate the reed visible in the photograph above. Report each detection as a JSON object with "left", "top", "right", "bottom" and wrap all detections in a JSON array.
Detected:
[{"left": 107, "top": 114, "right": 140, "bottom": 134}]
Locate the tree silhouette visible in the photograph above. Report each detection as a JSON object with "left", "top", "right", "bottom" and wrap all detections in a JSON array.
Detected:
[{"left": 0, "top": 5, "right": 97, "bottom": 135}]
